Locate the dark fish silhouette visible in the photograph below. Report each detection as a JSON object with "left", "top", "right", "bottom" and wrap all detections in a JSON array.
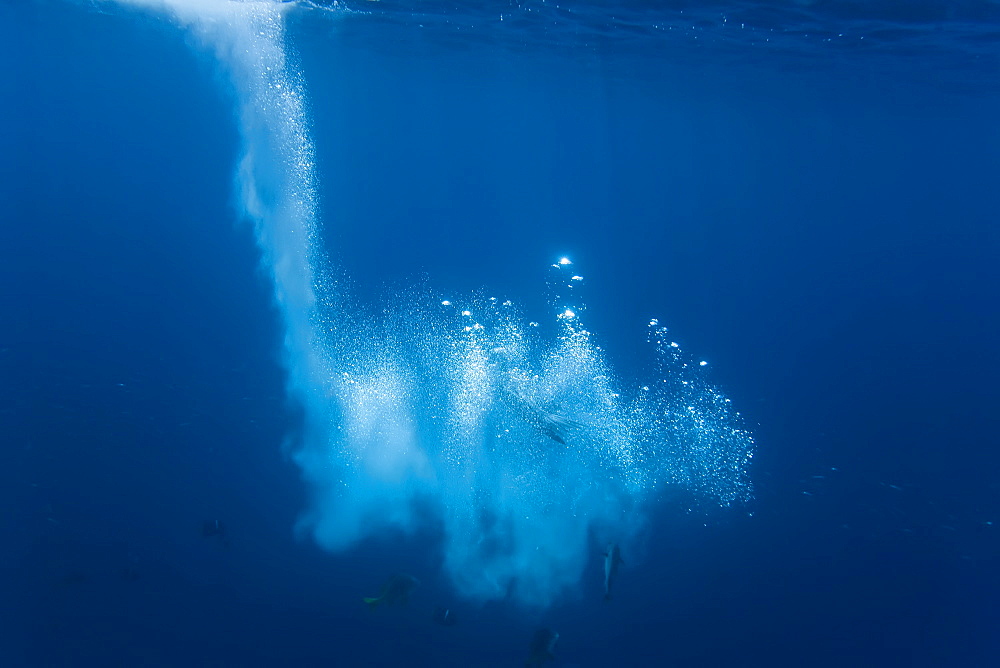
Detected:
[
  {"left": 363, "top": 573, "right": 419, "bottom": 610},
  {"left": 603, "top": 543, "right": 624, "bottom": 601},
  {"left": 512, "top": 393, "right": 584, "bottom": 445},
  {"left": 525, "top": 627, "right": 559, "bottom": 667},
  {"left": 202, "top": 519, "right": 226, "bottom": 538},
  {"left": 432, "top": 605, "right": 458, "bottom": 626}
]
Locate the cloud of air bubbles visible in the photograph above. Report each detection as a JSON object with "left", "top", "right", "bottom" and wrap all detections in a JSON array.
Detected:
[
  {"left": 112, "top": 0, "right": 753, "bottom": 607},
  {"left": 298, "top": 267, "right": 754, "bottom": 607}
]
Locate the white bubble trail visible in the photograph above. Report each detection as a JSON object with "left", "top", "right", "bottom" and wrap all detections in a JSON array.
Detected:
[{"left": 108, "top": 0, "right": 753, "bottom": 608}]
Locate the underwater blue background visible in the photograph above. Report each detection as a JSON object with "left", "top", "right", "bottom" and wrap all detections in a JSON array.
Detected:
[{"left": 3, "top": 0, "right": 999, "bottom": 666}]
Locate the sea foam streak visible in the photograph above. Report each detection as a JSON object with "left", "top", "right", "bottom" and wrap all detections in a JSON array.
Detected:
[{"left": 108, "top": 0, "right": 753, "bottom": 607}]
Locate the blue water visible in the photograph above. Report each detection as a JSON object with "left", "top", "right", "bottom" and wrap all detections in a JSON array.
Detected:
[{"left": 3, "top": 1, "right": 998, "bottom": 665}]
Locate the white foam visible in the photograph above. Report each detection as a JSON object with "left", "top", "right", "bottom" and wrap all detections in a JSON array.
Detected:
[{"left": 109, "top": 0, "right": 753, "bottom": 607}]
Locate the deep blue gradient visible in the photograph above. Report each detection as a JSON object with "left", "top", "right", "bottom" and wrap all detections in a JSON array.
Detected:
[{"left": 4, "top": 1, "right": 999, "bottom": 666}]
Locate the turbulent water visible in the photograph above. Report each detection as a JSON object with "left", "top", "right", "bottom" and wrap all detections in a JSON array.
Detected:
[
  {"left": 8, "top": 1, "right": 997, "bottom": 663},
  {"left": 297, "top": 266, "right": 753, "bottom": 605},
  {"left": 103, "top": 0, "right": 757, "bottom": 607},
  {"left": 95, "top": 0, "right": 1000, "bottom": 611}
]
